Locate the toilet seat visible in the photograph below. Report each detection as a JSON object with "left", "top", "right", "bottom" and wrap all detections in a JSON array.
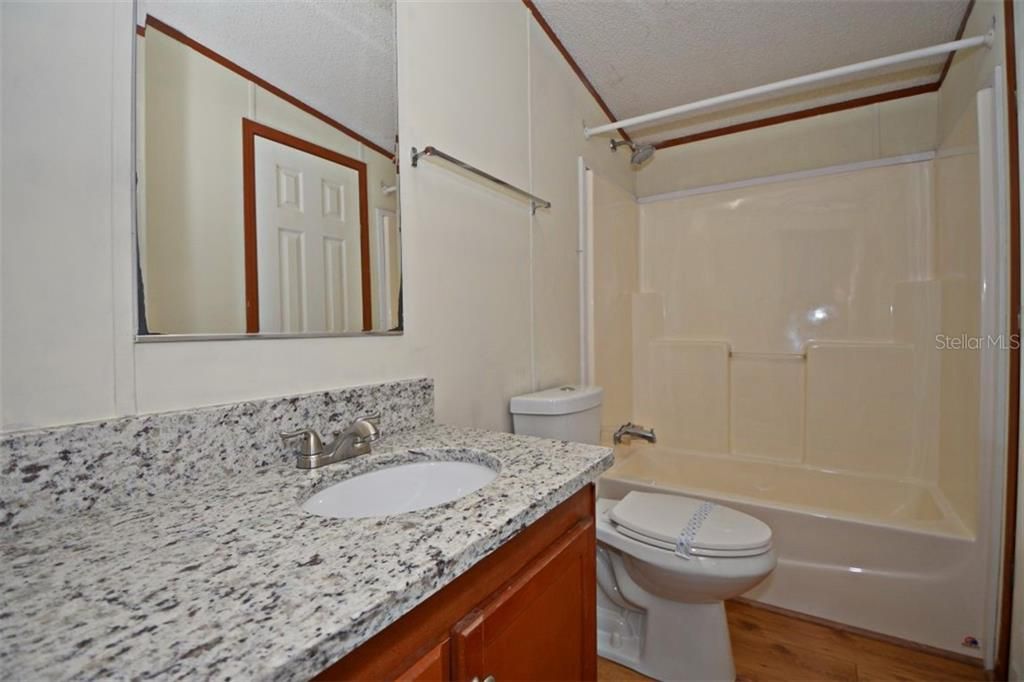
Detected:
[
  {"left": 612, "top": 524, "right": 772, "bottom": 558},
  {"left": 609, "top": 492, "right": 772, "bottom": 558}
]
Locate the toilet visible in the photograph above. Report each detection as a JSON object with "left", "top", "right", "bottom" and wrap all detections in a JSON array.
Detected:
[
  {"left": 511, "top": 386, "right": 777, "bottom": 682},
  {"left": 510, "top": 384, "right": 604, "bottom": 444}
]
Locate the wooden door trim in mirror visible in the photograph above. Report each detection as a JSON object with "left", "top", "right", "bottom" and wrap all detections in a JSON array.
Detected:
[{"left": 241, "top": 118, "right": 372, "bottom": 333}]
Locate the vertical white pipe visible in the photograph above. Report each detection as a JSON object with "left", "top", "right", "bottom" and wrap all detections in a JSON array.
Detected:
[
  {"left": 527, "top": 14, "right": 536, "bottom": 391},
  {"left": 586, "top": 168, "right": 596, "bottom": 386},
  {"left": 577, "top": 157, "right": 589, "bottom": 384}
]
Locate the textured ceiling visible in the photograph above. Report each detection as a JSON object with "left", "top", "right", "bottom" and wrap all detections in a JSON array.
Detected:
[
  {"left": 138, "top": 1, "right": 396, "bottom": 152},
  {"left": 534, "top": 0, "right": 973, "bottom": 144}
]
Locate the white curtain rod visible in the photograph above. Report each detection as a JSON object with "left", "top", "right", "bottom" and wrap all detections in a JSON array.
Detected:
[{"left": 584, "top": 29, "right": 995, "bottom": 138}]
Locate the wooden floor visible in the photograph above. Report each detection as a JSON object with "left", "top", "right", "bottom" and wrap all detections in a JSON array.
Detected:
[{"left": 597, "top": 601, "right": 986, "bottom": 682}]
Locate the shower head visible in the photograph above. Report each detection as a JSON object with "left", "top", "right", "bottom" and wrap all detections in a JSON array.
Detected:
[
  {"left": 631, "top": 142, "right": 656, "bottom": 165},
  {"left": 610, "top": 138, "right": 655, "bottom": 166}
]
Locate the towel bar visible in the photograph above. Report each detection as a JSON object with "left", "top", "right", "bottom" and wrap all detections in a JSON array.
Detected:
[{"left": 411, "top": 145, "right": 551, "bottom": 214}]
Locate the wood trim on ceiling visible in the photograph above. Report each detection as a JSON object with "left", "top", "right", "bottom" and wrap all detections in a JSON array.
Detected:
[
  {"left": 938, "top": 0, "right": 977, "bottom": 85},
  {"left": 241, "top": 118, "right": 374, "bottom": 334},
  {"left": 996, "top": 0, "right": 1019, "bottom": 678},
  {"left": 526, "top": 0, "right": 974, "bottom": 152},
  {"left": 140, "top": 15, "right": 395, "bottom": 161},
  {"left": 652, "top": 83, "right": 939, "bottom": 150},
  {"left": 521, "top": 0, "right": 632, "bottom": 143}
]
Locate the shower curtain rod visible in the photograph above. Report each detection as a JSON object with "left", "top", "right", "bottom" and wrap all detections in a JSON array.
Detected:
[{"left": 584, "top": 28, "right": 995, "bottom": 138}]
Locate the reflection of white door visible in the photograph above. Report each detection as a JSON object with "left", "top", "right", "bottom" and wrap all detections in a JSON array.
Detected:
[
  {"left": 255, "top": 136, "right": 362, "bottom": 333},
  {"left": 372, "top": 208, "right": 401, "bottom": 330}
]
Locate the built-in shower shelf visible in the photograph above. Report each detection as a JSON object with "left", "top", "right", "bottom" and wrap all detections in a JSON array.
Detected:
[{"left": 729, "top": 351, "right": 805, "bottom": 361}]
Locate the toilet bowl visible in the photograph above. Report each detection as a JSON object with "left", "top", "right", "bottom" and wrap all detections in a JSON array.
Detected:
[{"left": 596, "top": 493, "right": 777, "bottom": 681}]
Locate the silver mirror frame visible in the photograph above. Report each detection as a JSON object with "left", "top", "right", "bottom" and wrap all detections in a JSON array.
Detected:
[{"left": 130, "top": 0, "right": 402, "bottom": 342}]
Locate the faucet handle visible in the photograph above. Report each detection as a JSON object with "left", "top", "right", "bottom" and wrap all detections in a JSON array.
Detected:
[
  {"left": 280, "top": 429, "right": 324, "bottom": 456},
  {"left": 352, "top": 413, "right": 382, "bottom": 443}
]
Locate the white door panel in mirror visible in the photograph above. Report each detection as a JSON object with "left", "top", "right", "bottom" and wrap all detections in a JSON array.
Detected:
[{"left": 254, "top": 137, "right": 364, "bottom": 334}]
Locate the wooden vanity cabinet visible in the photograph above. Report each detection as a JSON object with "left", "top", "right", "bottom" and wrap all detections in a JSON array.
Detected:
[
  {"left": 316, "top": 484, "right": 597, "bottom": 682},
  {"left": 395, "top": 640, "right": 450, "bottom": 681},
  {"left": 450, "top": 517, "right": 595, "bottom": 682}
]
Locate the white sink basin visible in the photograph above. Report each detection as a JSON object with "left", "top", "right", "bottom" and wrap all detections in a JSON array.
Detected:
[{"left": 303, "top": 459, "right": 499, "bottom": 519}]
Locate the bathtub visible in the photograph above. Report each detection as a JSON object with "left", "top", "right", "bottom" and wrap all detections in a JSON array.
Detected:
[{"left": 598, "top": 443, "right": 986, "bottom": 659}]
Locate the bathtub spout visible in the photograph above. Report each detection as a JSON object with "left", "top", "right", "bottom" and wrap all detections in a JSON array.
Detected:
[{"left": 614, "top": 422, "right": 657, "bottom": 445}]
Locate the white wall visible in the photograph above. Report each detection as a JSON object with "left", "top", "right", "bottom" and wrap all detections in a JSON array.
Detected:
[
  {"left": 0, "top": 0, "right": 632, "bottom": 433},
  {"left": 527, "top": 16, "right": 635, "bottom": 391},
  {"left": 2, "top": 2, "right": 127, "bottom": 429},
  {"left": 590, "top": 171, "right": 637, "bottom": 443}
]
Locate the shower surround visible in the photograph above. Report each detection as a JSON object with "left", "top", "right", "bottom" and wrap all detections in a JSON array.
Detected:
[
  {"left": 633, "top": 159, "right": 963, "bottom": 524},
  {"left": 592, "top": 96, "right": 1003, "bottom": 660}
]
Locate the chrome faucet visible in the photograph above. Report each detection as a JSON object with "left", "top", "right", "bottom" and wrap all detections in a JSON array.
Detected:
[
  {"left": 280, "top": 414, "right": 382, "bottom": 469},
  {"left": 613, "top": 422, "right": 657, "bottom": 445}
]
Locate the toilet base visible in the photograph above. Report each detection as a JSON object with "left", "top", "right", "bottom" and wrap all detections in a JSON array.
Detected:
[
  {"left": 597, "top": 600, "right": 643, "bottom": 668},
  {"left": 597, "top": 588, "right": 736, "bottom": 681}
]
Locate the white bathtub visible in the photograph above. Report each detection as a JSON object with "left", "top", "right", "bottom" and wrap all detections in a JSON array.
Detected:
[{"left": 598, "top": 443, "right": 986, "bottom": 659}]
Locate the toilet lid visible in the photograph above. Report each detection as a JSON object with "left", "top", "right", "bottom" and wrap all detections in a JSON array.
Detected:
[{"left": 609, "top": 492, "right": 772, "bottom": 557}]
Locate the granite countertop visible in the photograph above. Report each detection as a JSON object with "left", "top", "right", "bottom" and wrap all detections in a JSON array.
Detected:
[{"left": 0, "top": 424, "right": 613, "bottom": 681}]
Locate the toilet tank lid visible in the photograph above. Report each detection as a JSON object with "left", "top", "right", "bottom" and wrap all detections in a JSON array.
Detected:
[{"left": 510, "top": 385, "right": 603, "bottom": 415}]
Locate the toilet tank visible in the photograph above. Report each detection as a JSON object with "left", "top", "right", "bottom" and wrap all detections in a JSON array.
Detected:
[{"left": 510, "top": 385, "right": 603, "bottom": 445}]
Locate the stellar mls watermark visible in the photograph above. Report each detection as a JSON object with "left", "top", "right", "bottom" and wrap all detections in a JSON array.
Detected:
[{"left": 935, "top": 334, "right": 1021, "bottom": 350}]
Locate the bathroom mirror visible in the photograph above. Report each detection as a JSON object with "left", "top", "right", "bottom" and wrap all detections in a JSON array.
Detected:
[{"left": 134, "top": 1, "right": 401, "bottom": 338}]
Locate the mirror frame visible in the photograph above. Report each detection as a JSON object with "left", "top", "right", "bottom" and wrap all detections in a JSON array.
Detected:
[{"left": 131, "top": 6, "right": 402, "bottom": 343}]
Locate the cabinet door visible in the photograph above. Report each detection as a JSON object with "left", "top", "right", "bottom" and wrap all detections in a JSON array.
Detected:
[
  {"left": 451, "top": 519, "right": 596, "bottom": 682},
  {"left": 395, "top": 639, "right": 450, "bottom": 682}
]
